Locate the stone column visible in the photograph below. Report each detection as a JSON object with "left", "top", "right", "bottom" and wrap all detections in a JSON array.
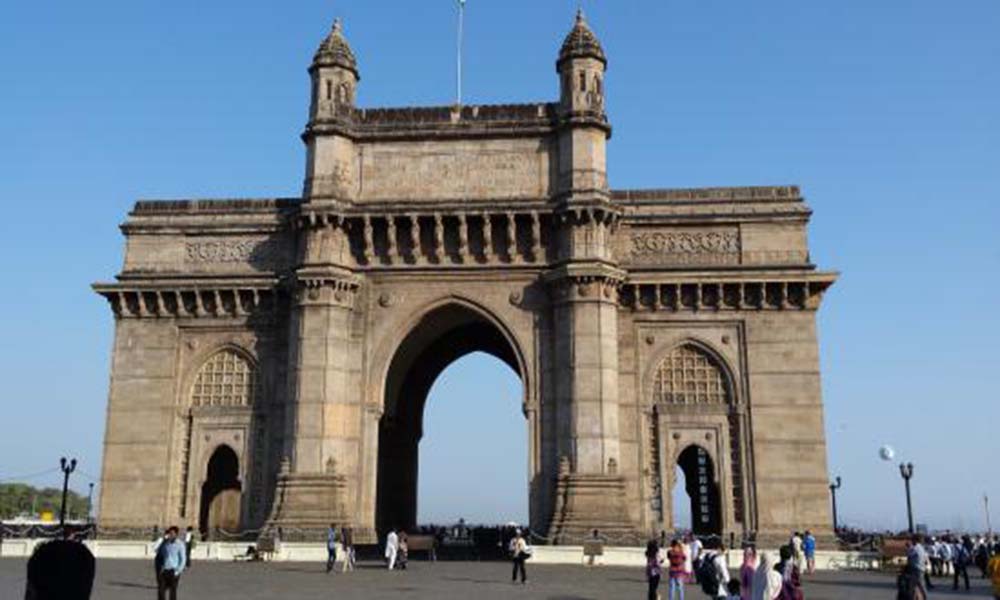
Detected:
[
  {"left": 544, "top": 262, "right": 636, "bottom": 543},
  {"left": 267, "top": 222, "right": 361, "bottom": 538}
]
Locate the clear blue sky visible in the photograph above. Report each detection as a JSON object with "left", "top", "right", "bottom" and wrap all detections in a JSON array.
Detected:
[{"left": 1, "top": 0, "right": 997, "bottom": 531}]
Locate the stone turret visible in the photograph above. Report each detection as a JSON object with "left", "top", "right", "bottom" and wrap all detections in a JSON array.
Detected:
[
  {"left": 557, "top": 9, "right": 607, "bottom": 116},
  {"left": 554, "top": 9, "right": 610, "bottom": 204},
  {"left": 304, "top": 18, "right": 359, "bottom": 203},
  {"left": 309, "top": 19, "right": 359, "bottom": 121}
]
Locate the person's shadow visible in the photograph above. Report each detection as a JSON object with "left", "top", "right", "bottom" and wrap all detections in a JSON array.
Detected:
[{"left": 107, "top": 580, "right": 157, "bottom": 590}]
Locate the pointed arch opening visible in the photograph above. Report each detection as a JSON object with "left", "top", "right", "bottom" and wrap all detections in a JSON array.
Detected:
[
  {"left": 376, "top": 301, "right": 527, "bottom": 537},
  {"left": 675, "top": 445, "right": 721, "bottom": 536},
  {"left": 199, "top": 445, "right": 241, "bottom": 535}
]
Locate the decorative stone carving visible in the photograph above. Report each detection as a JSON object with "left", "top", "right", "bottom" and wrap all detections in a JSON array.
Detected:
[
  {"left": 623, "top": 228, "right": 740, "bottom": 266},
  {"left": 185, "top": 239, "right": 281, "bottom": 267},
  {"left": 652, "top": 344, "right": 730, "bottom": 406}
]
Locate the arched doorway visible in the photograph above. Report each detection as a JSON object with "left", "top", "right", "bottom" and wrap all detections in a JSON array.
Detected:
[
  {"left": 676, "top": 445, "right": 721, "bottom": 536},
  {"left": 376, "top": 302, "right": 526, "bottom": 536},
  {"left": 199, "top": 445, "right": 242, "bottom": 534}
]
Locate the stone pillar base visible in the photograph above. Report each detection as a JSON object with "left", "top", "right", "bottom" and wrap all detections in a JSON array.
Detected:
[
  {"left": 265, "top": 470, "right": 348, "bottom": 541},
  {"left": 547, "top": 472, "right": 639, "bottom": 545}
]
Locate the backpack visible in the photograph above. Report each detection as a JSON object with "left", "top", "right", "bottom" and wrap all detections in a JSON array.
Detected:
[{"left": 697, "top": 554, "right": 720, "bottom": 595}]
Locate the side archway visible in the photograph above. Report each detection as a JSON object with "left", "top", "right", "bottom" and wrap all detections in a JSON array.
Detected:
[
  {"left": 675, "top": 445, "right": 722, "bottom": 536},
  {"left": 177, "top": 346, "right": 257, "bottom": 529},
  {"left": 199, "top": 445, "right": 242, "bottom": 534},
  {"left": 646, "top": 340, "right": 749, "bottom": 535}
]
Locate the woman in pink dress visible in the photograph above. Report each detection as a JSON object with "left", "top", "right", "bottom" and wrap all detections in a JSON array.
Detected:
[{"left": 740, "top": 546, "right": 758, "bottom": 600}]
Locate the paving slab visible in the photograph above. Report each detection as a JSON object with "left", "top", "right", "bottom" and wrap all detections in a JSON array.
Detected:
[{"left": 1, "top": 558, "right": 994, "bottom": 599}]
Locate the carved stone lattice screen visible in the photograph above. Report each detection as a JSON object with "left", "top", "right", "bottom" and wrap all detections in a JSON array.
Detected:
[
  {"left": 191, "top": 350, "right": 255, "bottom": 407},
  {"left": 653, "top": 345, "right": 729, "bottom": 405}
]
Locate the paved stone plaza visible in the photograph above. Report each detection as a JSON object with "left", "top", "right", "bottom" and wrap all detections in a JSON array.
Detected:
[{"left": 2, "top": 558, "right": 994, "bottom": 599}]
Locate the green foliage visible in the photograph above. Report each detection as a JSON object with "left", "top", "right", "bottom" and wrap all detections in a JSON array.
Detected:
[{"left": 0, "top": 483, "right": 91, "bottom": 520}]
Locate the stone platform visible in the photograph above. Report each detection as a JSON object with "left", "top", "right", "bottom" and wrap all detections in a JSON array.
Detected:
[{"left": 0, "top": 538, "right": 878, "bottom": 570}]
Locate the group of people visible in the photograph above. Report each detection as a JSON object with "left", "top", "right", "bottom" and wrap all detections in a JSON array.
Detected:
[
  {"left": 325, "top": 524, "right": 357, "bottom": 573},
  {"left": 902, "top": 533, "right": 1000, "bottom": 598},
  {"left": 382, "top": 527, "right": 409, "bottom": 570},
  {"left": 645, "top": 531, "right": 814, "bottom": 600}
]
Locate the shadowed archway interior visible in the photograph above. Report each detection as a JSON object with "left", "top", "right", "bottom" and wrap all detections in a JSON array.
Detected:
[
  {"left": 376, "top": 303, "right": 523, "bottom": 536},
  {"left": 676, "top": 445, "right": 721, "bottom": 536},
  {"left": 199, "top": 445, "right": 241, "bottom": 534}
]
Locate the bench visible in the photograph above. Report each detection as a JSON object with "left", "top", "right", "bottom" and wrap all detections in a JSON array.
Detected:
[
  {"left": 879, "top": 538, "right": 909, "bottom": 570},
  {"left": 583, "top": 540, "right": 604, "bottom": 565},
  {"left": 406, "top": 535, "right": 437, "bottom": 561},
  {"left": 233, "top": 536, "right": 278, "bottom": 562}
]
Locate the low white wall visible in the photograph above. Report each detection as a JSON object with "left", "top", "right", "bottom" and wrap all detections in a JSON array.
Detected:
[{"left": 0, "top": 540, "right": 878, "bottom": 571}]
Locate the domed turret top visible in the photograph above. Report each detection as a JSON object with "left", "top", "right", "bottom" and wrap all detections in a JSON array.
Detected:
[
  {"left": 312, "top": 19, "right": 359, "bottom": 78},
  {"left": 558, "top": 9, "right": 606, "bottom": 68}
]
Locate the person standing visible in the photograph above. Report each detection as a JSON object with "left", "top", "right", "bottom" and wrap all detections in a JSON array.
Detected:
[
  {"left": 646, "top": 540, "right": 664, "bottom": 600},
  {"left": 682, "top": 534, "right": 695, "bottom": 584},
  {"left": 509, "top": 528, "right": 528, "bottom": 584},
  {"left": 905, "top": 535, "right": 930, "bottom": 598},
  {"left": 665, "top": 539, "right": 686, "bottom": 600},
  {"left": 688, "top": 534, "right": 703, "bottom": 583},
  {"left": 802, "top": 531, "right": 816, "bottom": 575},
  {"left": 776, "top": 545, "right": 803, "bottom": 600},
  {"left": 154, "top": 526, "right": 187, "bottom": 600},
  {"left": 385, "top": 528, "right": 399, "bottom": 570},
  {"left": 709, "top": 544, "right": 731, "bottom": 598},
  {"left": 740, "top": 546, "right": 757, "bottom": 600},
  {"left": 790, "top": 532, "right": 805, "bottom": 574},
  {"left": 953, "top": 536, "right": 971, "bottom": 591},
  {"left": 987, "top": 549, "right": 1000, "bottom": 600},
  {"left": 398, "top": 531, "right": 409, "bottom": 570},
  {"left": 183, "top": 527, "right": 195, "bottom": 569},
  {"left": 941, "top": 539, "right": 953, "bottom": 577},
  {"left": 751, "top": 552, "right": 782, "bottom": 600},
  {"left": 326, "top": 524, "right": 338, "bottom": 573},
  {"left": 341, "top": 526, "right": 355, "bottom": 572}
]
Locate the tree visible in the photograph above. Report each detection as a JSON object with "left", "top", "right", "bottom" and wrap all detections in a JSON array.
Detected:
[{"left": 0, "top": 483, "right": 90, "bottom": 521}]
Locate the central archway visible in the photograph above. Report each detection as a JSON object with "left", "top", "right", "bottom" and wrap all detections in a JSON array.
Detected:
[{"left": 376, "top": 301, "right": 526, "bottom": 536}]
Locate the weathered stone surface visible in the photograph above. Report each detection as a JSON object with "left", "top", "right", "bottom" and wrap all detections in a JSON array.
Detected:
[{"left": 94, "top": 13, "right": 837, "bottom": 546}]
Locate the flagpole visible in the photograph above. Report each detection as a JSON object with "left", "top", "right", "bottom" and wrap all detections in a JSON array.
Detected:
[
  {"left": 457, "top": 0, "right": 465, "bottom": 106},
  {"left": 987, "top": 494, "right": 993, "bottom": 538}
]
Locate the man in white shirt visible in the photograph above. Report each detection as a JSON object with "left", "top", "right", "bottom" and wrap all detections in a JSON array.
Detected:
[
  {"left": 183, "top": 527, "right": 194, "bottom": 568},
  {"left": 385, "top": 529, "right": 399, "bottom": 570},
  {"left": 703, "top": 545, "right": 730, "bottom": 598}
]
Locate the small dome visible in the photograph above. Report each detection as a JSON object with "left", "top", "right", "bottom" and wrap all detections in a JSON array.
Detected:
[
  {"left": 558, "top": 9, "right": 606, "bottom": 68},
  {"left": 313, "top": 19, "right": 359, "bottom": 78}
]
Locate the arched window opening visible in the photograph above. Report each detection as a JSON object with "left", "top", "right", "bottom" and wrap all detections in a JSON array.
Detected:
[
  {"left": 191, "top": 349, "right": 255, "bottom": 407},
  {"left": 653, "top": 344, "right": 730, "bottom": 405},
  {"left": 579, "top": 71, "right": 587, "bottom": 92}
]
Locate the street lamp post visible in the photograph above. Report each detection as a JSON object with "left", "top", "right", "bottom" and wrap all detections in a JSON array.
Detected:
[
  {"left": 88, "top": 483, "right": 95, "bottom": 523},
  {"left": 829, "top": 476, "right": 842, "bottom": 532},
  {"left": 899, "top": 462, "right": 915, "bottom": 534},
  {"left": 59, "top": 457, "right": 77, "bottom": 527}
]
